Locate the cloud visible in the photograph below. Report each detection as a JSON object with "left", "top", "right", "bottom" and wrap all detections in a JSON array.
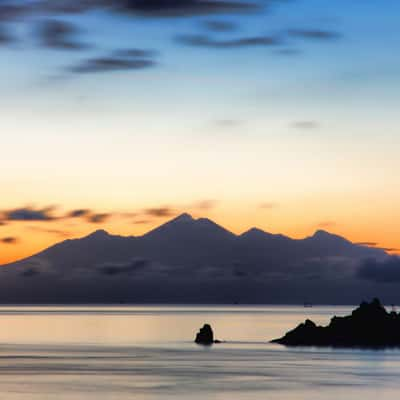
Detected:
[
  {"left": 291, "top": 121, "right": 319, "bottom": 130},
  {"left": 1, "top": 0, "right": 260, "bottom": 21},
  {"left": 111, "top": 0, "right": 259, "bottom": 17},
  {"left": 177, "top": 33, "right": 280, "bottom": 48},
  {"left": 1, "top": 236, "right": 18, "bottom": 244},
  {"left": 202, "top": 20, "right": 237, "bottom": 32},
  {"left": 0, "top": 25, "right": 14, "bottom": 44},
  {"left": 69, "top": 50, "right": 157, "bottom": 73},
  {"left": 192, "top": 199, "right": 217, "bottom": 210},
  {"left": 88, "top": 213, "right": 110, "bottom": 223},
  {"left": 113, "top": 48, "right": 157, "bottom": 58},
  {"left": 97, "top": 259, "right": 150, "bottom": 276},
  {"left": 0, "top": 3, "right": 29, "bottom": 22},
  {"left": 355, "top": 242, "right": 399, "bottom": 253},
  {"left": 144, "top": 207, "right": 175, "bottom": 217},
  {"left": 36, "top": 19, "right": 87, "bottom": 50},
  {"left": 215, "top": 119, "right": 243, "bottom": 127},
  {"left": 380, "top": 248, "right": 400, "bottom": 253},
  {"left": 67, "top": 209, "right": 91, "bottom": 218},
  {"left": 20, "top": 268, "right": 40, "bottom": 278},
  {"left": 67, "top": 209, "right": 113, "bottom": 223},
  {"left": 2, "top": 206, "right": 57, "bottom": 221},
  {"left": 259, "top": 202, "right": 279, "bottom": 209},
  {"left": 27, "top": 226, "right": 71, "bottom": 237},
  {"left": 288, "top": 29, "right": 341, "bottom": 41},
  {"left": 357, "top": 257, "right": 400, "bottom": 283},
  {"left": 134, "top": 219, "right": 151, "bottom": 224}
]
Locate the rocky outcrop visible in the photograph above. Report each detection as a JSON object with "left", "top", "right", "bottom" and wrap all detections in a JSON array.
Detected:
[
  {"left": 272, "top": 298, "right": 400, "bottom": 348},
  {"left": 195, "top": 324, "right": 216, "bottom": 345}
]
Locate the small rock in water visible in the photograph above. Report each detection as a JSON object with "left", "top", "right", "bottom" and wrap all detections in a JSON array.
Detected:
[{"left": 195, "top": 324, "right": 214, "bottom": 345}]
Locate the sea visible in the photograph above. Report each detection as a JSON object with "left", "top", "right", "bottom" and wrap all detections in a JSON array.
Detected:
[{"left": 0, "top": 305, "right": 399, "bottom": 399}]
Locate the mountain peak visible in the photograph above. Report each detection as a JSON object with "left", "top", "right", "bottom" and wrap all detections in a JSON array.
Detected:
[
  {"left": 144, "top": 212, "right": 234, "bottom": 239},
  {"left": 171, "top": 213, "right": 194, "bottom": 223},
  {"left": 312, "top": 229, "right": 332, "bottom": 237},
  {"left": 86, "top": 229, "right": 110, "bottom": 239},
  {"left": 241, "top": 227, "right": 268, "bottom": 237}
]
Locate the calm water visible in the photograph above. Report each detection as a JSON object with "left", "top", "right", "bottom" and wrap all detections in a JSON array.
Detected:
[{"left": 0, "top": 305, "right": 399, "bottom": 399}]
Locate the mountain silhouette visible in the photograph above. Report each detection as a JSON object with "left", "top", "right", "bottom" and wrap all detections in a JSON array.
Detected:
[{"left": 0, "top": 213, "right": 391, "bottom": 304}]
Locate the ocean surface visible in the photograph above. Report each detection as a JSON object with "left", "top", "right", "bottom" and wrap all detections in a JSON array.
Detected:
[{"left": 0, "top": 305, "right": 400, "bottom": 399}]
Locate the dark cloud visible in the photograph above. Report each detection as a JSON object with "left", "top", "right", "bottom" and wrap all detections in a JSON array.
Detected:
[
  {"left": 31, "top": 0, "right": 106, "bottom": 15},
  {"left": 1, "top": 236, "right": 18, "bottom": 244},
  {"left": 144, "top": 207, "right": 175, "bottom": 217},
  {"left": 288, "top": 29, "right": 341, "bottom": 41},
  {"left": 292, "top": 121, "right": 319, "bottom": 130},
  {"left": 21, "top": 268, "right": 40, "bottom": 278},
  {"left": 0, "top": 3, "right": 30, "bottom": 21},
  {"left": 357, "top": 257, "right": 400, "bottom": 283},
  {"left": 177, "top": 33, "right": 280, "bottom": 48},
  {"left": 88, "top": 213, "right": 110, "bottom": 223},
  {"left": 67, "top": 209, "right": 114, "bottom": 223},
  {"left": 1, "top": 0, "right": 260, "bottom": 20},
  {"left": 67, "top": 209, "right": 91, "bottom": 218},
  {"left": 112, "top": 0, "right": 259, "bottom": 17},
  {"left": 203, "top": 20, "right": 237, "bottom": 32},
  {"left": 2, "top": 206, "right": 57, "bottom": 221},
  {"left": 97, "top": 259, "right": 150, "bottom": 276},
  {"left": 112, "top": 48, "right": 157, "bottom": 58},
  {"left": 36, "top": 19, "right": 87, "bottom": 50},
  {"left": 0, "top": 24, "right": 14, "bottom": 44},
  {"left": 69, "top": 53, "right": 156, "bottom": 73}
]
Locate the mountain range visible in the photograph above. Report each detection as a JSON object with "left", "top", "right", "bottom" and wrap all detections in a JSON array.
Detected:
[{"left": 0, "top": 213, "right": 394, "bottom": 304}]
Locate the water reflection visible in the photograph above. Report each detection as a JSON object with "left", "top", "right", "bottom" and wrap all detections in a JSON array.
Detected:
[{"left": 0, "top": 306, "right": 398, "bottom": 400}]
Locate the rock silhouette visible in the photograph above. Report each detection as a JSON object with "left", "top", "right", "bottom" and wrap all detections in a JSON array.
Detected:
[
  {"left": 195, "top": 324, "right": 215, "bottom": 345},
  {"left": 272, "top": 298, "right": 400, "bottom": 348}
]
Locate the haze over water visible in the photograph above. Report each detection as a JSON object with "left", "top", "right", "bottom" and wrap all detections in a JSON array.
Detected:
[{"left": 1, "top": 305, "right": 400, "bottom": 399}]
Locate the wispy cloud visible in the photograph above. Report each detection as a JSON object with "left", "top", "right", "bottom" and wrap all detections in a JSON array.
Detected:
[
  {"left": 1, "top": 236, "right": 18, "bottom": 244},
  {"left": 88, "top": 213, "right": 111, "bottom": 223},
  {"left": 2, "top": 206, "right": 57, "bottom": 221},
  {"left": 259, "top": 202, "right": 279, "bottom": 209},
  {"left": 144, "top": 207, "right": 176, "bottom": 218},
  {"left": 69, "top": 49, "right": 157, "bottom": 74},
  {"left": 36, "top": 19, "right": 87, "bottom": 50},
  {"left": 202, "top": 20, "right": 238, "bottom": 32},
  {"left": 291, "top": 121, "right": 320, "bottom": 130},
  {"left": 177, "top": 33, "right": 280, "bottom": 48},
  {"left": 288, "top": 29, "right": 341, "bottom": 41}
]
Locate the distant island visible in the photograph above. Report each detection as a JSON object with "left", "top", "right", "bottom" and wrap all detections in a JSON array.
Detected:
[{"left": 272, "top": 298, "right": 400, "bottom": 348}]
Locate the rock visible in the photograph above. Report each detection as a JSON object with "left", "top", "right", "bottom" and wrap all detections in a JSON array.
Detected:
[
  {"left": 272, "top": 298, "right": 400, "bottom": 348},
  {"left": 195, "top": 324, "right": 214, "bottom": 345}
]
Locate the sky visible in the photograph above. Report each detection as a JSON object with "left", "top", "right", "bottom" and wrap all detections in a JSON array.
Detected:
[{"left": 1, "top": 0, "right": 400, "bottom": 265}]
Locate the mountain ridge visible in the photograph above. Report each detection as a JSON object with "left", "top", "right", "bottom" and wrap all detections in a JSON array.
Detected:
[{"left": 0, "top": 213, "right": 391, "bottom": 304}]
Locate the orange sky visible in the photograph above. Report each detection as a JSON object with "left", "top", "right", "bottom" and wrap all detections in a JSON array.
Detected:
[{"left": 1, "top": 195, "right": 399, "bottom": 265}]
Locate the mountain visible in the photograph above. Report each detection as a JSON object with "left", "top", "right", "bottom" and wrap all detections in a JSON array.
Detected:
[{"left": 0, "top": 213, "right": 391, "bottom": 304}]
